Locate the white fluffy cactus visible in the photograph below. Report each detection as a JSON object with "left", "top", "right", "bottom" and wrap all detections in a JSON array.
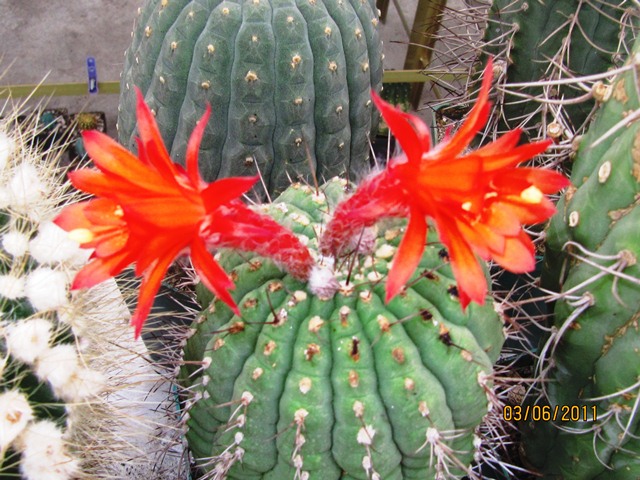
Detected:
[
  {"left": 0, "top": 112, "right": 97, "bottom": 479},
  {"left": 0, "top": 106, "right": 185, "bottom": 479}
]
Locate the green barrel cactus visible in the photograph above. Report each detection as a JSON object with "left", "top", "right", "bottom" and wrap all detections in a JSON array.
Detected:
[
  {"left": 118, "top": 0, "right": 384, "bottom": 196},
  {"left": 482, "top": 0, "right": 638, "bottom": 133},
  {"left": 180, "top": 177, "right": 506, "bottom": 479},
  {"left": 524, "top": 36, "right": 640, "bottom": 478}
]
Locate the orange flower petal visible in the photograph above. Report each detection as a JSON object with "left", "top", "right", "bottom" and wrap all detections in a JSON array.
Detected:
[
  {"left": 190, "top": 237, "right": 239, "bottom": 315},
  {"left": 82, "top": 130, "right": 170, "bottom": 194},
  {"left": 54, "top": 201, "right": 94, "bottom": 232},
  {"left": 201, "top": 176, "right": 258, "bottom": 211},
  {"left": 434, "top": 59, "right": 493, "bottom": 160},
  {"left": 372, "top": 91, "right": 431, "bottom": 166},
  {"left": 480, "top": 139, "right": 552, "bottom": 172},
  {"left": 72, "top": 251, "right": 135, "bottom": 290},
  {"left": 435, "top": 214, "right": 487, "bottom": 309},
  {"left": 491, "top": 230, "right": 536, "bottom": 273},
  {"left": 130, "top": 242, "right": 185, "bottom": 338},
  {"left": 386, "top": 209, "right": 427, "bottom": 302},
  {"left": 186, "top": 104, "right": 211, "bottom": 187},
  {"left": 134, "top": 88, "right": 187, "bottom": 186}
]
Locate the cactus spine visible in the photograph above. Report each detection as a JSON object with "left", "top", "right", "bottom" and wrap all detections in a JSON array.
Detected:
[
  {"left": 118, "top": 0, "right": 384, "bottom": 196},
  {"left": 180, "top": 178, "right": 506, "bottom": 479},
  {"left": 523, "top": 36, "right": 640, "bottom": 478}
]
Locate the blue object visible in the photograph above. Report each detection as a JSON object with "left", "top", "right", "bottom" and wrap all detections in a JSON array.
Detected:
[{"left": 87, "top": 57, "right": 98, "bottom": 94}]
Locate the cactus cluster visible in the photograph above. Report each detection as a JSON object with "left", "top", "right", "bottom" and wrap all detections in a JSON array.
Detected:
[
  {"left": 118, "top": 0, "right": 384, "bottom": 197},
  {"left": 523, "top": 36, "right": 640, "bottom": 478},
  {"left": 179, "top": 178, "right": 506, "bottom": 479}
]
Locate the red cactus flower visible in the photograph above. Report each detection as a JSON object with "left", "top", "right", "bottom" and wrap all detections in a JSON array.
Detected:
[
  {"left": 55, "top": 89, "right": 314, "bottom": 337},
  {"left": 320, "top": 59, "right": 570, "bottom": 309}
]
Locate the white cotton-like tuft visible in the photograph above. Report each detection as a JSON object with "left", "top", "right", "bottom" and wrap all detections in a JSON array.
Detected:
[
  {"left": 35, "top": 344, "right": 79, "bottom": 390},
  {"left": 56, "top": 366, "right": 105, "bottom": 402},
  {"left": 18, "top": 420, "right": 79, "bottom": 480},
  {"left": 30, "top": 221, "right": 83, "bottom": 265},
  {"left": 0, "top": 187, "right": 11, "bottom": 209},
  {"left": 2, "top": 230, "right": 30, "bottom": 257},
  {"left": 0, "top": 131, "right": 15, "bottom": 171},
  {"left": 25, "top": 267, "right": 68, "bottom": 311},
  {"left": 5, "top": 318, "right": 53, "bottom": 364},
  {"left": 8, "top": 163, "right": 47, "bottom": 213},
  {"left": 0, "top": 273, "right": 26, "bottom": 299},
  {"left": 308, "top": 263, "right": 339, "bottom": 300},
  {"left": 0, "top": 390, "right": 33, "bottom": 450}
]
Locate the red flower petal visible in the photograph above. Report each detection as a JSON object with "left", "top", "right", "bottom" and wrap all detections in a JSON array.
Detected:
[
  {"left": 372, "top": 91, "right": 431, "bottom": 165},
  {"left": 130, "top": 242, "right": 185, "bottom": 338},
  {"left": 201, "top": 176, "right": 258, "bottom": 211},
  {"left": 186, "top": 104, "right": 211, "bottom": 187},
  {"left": 190, "top": 237, "right": 239, "bottom": 315},
  {"left": 435, "top": 214, "right": 487, "bottom": 309},
  {"left": 386, "top": 209, "right": 426, "bottom": 302}
]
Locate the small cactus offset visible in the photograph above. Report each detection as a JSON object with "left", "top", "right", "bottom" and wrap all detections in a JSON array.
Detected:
[
  {"left": 180, "top": 178, "right": 506, "bottom": 479},
  {"left": 0, "top": 110, "right": 102, "bottom": 479},
  {"left": 524, "top": 36, "right": 640, "bottom": 478},
  {"left": 118, "top": 0, "right": 384, "bottom": 197}
]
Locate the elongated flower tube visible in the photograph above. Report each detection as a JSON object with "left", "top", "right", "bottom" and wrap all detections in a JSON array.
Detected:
[
  {"left": 55, "top": 89, "right": 314, "bottom": 337},
  {"left": 320, "top": 59, "right": 570, "bottom": 309}
]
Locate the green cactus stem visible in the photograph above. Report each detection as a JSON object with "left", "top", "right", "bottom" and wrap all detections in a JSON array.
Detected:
[
  {"left": 180, "top": 177, "right": 506, "bottom": 479},
  {"left": 482, "top": 0, "right": 639, "bottom": 135},
  {"left": 118, "top": 0, "right": 384, "bottom": 197},
  {"left": 525, "top": 36, "right": 640, "bottom": 478}
]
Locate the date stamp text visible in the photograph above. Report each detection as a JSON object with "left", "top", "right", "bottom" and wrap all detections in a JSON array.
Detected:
[{"left": 502, "top": 405, "right": 597, "bottom": 423}]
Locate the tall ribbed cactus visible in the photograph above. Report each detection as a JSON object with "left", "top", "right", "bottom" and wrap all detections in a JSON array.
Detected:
[
  {"left": 181, "top": 178, "right": 506, "bottom": 479},
  {"left": 482, "top": 0, "right": 638, "bottom": 135},
  {"left": 523, "top": 36, "right": 640, "bottom": 478},
  {"left": 118, "top": 0, "right": 384, "bottom": 196}
]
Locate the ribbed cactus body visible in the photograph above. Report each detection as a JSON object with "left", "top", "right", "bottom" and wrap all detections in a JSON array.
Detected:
[
  {"left": 118, "top": 0, "right": 383, "bottom": 196},
  {"left": 525, "top": 37, "right": 640, "bottom": 478},
  {"left": 181, "top": 178, "right": 505, "bottom": 479},
  {"left": 483, "top": 0, "right": 636, "bottom": 131}
]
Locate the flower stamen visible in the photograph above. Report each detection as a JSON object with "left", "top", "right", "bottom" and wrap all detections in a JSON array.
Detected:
[
  {"left": 68, "top": 229, "right": 95, "bottom": 244},
  {"left": 520, "top": 185, "right": 543, "bottom": 204}
]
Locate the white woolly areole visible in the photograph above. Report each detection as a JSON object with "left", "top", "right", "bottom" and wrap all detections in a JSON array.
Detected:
[
  {"left": 56, "top": 366, "right": 105, "bottom": 402},
  {"left": 25, "top": 267, "right": 68, "bottom": 311},
  {"left": 30, "top": 222, "right": 84, "bottom": 265},
  {"left": 0, "top": 131, "right": 15, "bottom": 171},
  {"left": 308, "top": 263, "right": 339, "bottom": 300},
  {"left": 35, "top": 344, "right": 79, "bottom": 390},
  {"left": 0, "top": 390, "right": 34, "bottom": 449},
  {"left": 5, "top": 318, "right": 53, "bottom": 364},
  {"left": 0, "top": 273, "right": 26, "bottom": 299},
  {"left": 2, "top": 230, "right": 30, "bottom": 257},
  {"left": 7, "top": 163, "right": 47, "bottom": 214},
  {"left": 17, "top": 420, "right": 79, "bottom": 480},
  {"left": 357, "top": 425, "right": 376, "bottom": 446},
  {"left": 0, "top": 187, "right": 11, "bottom": 209}
]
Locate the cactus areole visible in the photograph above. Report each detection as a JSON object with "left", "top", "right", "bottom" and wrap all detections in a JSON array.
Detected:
[
  {"left": 181, "top": 178, "right": 507, "bottom": 479},
  {"left": 117, "top": 0, "right": 384, "bottom": 196}
]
